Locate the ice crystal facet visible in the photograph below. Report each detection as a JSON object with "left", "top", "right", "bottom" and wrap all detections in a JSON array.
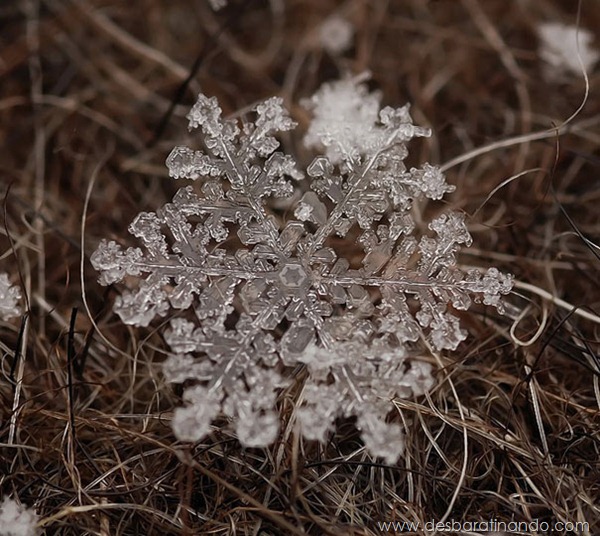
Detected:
[{"left": 91, "top": 77, "right": 512, "bottom": 462}]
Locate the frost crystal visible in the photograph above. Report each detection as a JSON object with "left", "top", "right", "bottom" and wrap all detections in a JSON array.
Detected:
[
  {"left": 0, "top": 273, "right": 21, "bottom": 321},
  {"left": 91, "top": 77, "right": 512, "bottom": 463}
]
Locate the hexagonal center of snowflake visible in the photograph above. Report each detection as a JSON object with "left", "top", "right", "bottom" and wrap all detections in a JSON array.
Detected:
[{"left": 278, "top": 263, "right": 308, "bottom": 288}]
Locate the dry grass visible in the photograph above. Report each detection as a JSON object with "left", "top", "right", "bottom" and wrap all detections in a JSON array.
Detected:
[{"left": 1, "top": 0, "right": 599, "bottom": 534}]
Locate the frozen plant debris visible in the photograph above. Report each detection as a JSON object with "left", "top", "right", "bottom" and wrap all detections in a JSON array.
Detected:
[
  {"left": 91, "top": 77, "right": 512, "bottom": 463},
  {"left": 0, "top": 498, "right": 38, "bottom": 536},
  {"left": 537, "top": 22, "right": 599, "bottom": 79},
  {"left": 0, "top": 273, "right": 21, "bottom": 321},
  {"left": 319, "top": 16, "right": 354, "bottom": 55}
]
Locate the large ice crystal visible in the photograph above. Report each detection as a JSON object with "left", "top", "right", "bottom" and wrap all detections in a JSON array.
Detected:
[{"left": 91, "top": 77, "right": 512, "bottom": 462}]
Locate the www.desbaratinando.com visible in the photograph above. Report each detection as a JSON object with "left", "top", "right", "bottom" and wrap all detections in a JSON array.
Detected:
[{"left": 376, "top": 519, "right": 589, "bottom": 533}]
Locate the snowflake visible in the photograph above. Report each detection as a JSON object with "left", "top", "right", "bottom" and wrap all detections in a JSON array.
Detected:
[
  {"left": 0, "top": 498, "right": 38, "bottom": 536},
  {"left": 0, "top": 273, "right": 21, "bottom": 321},
  {"left": 208, "top": 0, "right": 227, "bottom": 11},
  {"left": 91, "top": 77, "right": 512, "bottom": 463},
  {"left": 319, "top": 16, "right": 354, "bottom": 55},
  {"left": 537, "top": 22, "right": 599, "bottom": 80}
]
